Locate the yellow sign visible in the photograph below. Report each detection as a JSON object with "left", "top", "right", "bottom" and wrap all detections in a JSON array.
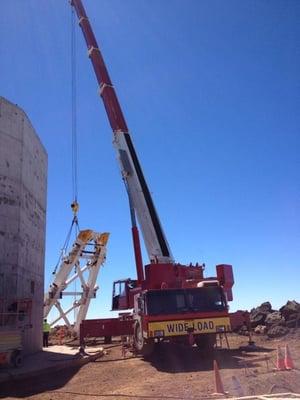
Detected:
[{"left": 148, "top": 317, "right": 231, "bottom": 337}]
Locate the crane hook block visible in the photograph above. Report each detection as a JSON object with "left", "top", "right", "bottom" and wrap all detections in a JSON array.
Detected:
[{"left": 71, "top": 201, "right": 79, "bottom": 215}]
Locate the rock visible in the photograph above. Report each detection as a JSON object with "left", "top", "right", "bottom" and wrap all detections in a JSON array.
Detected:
[
  {"left": 250, "top": 310, "right": 267, "bottom": 328},
  {"left": 267, "top": 325, "right": 289, "bottom": 338},
  {"left": 279, "top": 300, "right": 300, "bottom": 321},
  {"left": 288, "top": 313, "right": 300, "bottom": 321},
  {"left": 265, "top": 311, "right": 285, "bottom": 327},
  {"left": 254, "top": 325, "right": 267, "bottom": 334},
  {"left": 258, "top": 302, "right": 273, "bottom": 313},
  {"left": 286, "top": 313, "right": 300, "bottom": 328},
  {"left": 250, "top": 302, "right": 273, "bottom": 328},
  {"left": 238, "top": 324, "right": 249, "bottom": 336},
  {"left": 241, "top": 300, "right": 299, "bottom": 337}
]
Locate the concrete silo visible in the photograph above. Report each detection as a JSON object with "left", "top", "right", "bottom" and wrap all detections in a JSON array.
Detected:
[{"left": 0, "top": 96, "right": 47, "bottom": 355}]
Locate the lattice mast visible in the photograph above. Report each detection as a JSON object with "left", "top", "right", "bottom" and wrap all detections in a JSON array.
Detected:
[{"left": 44, "top": 230, "right": 109, "bottom": 334}]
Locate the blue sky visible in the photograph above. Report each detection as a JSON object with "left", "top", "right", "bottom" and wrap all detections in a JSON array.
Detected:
[{"left": 1, "top": 0, "right": 299, "bottom": 320}]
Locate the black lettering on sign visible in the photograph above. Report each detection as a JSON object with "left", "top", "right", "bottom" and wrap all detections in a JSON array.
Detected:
[
  {"left": 184, "top": 322, "right": 189, "bottom": 331},
  {"left": 167, "top": 324, "right": 175, "bottom": 333},
  {"left": 178, "top": 323, "right": 184, "bottom": 332},
  {"left": 196, "top": 320, "right": 215, "bottom": 332}
]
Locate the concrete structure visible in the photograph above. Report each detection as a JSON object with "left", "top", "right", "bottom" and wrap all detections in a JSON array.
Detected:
[{"left": 0, "top": 96, "right": 47, "bottom": 354}]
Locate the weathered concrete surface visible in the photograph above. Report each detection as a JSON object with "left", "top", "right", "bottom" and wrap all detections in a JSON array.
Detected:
[
  {"left": 0, "top": 96, "right": 47, "bottom": 355},
  {"left": 0, "top": 345, "right": 104, "bottom": 385}
]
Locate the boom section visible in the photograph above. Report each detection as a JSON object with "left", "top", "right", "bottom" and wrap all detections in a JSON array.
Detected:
[{"left": 71, "top": 0, "right": 173, "bottom": 263}]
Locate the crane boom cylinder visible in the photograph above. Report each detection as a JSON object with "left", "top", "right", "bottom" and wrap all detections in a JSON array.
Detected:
[{"left": 126, "top": 185, "right": 144, "bottom": 283}]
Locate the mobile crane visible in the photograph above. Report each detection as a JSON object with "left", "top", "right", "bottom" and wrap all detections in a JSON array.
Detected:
[{"left": 71, "top": 0, "right": 235, "bottom": 355}]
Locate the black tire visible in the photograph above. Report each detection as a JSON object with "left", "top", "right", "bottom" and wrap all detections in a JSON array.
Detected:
[
  {"left": 11, "top": 351, "right": 23, "bottom": 368},
  {"left": 195, "top": 334, "right": 216, "bottom": 353},
  {"left": 104, "top": 336, "right": 112, "bottom": 344},
  {"left": 133, "top": 321, "right": 154, "bottom": 357}
]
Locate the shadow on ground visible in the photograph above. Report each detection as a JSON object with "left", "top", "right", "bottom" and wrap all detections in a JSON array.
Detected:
[
  {"left": 143, "top": 342, "right": 274, "bottom": 373},
  {"left": 0, "top": 350, "right": 83, "bottom": 399},
  {"left": 1, "top": 366, "right": 82, "bottom": 399}
]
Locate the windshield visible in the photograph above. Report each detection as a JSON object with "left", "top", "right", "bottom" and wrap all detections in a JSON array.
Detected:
[{"left": 146, "top": 287, "right": 226, "bottom": 316}]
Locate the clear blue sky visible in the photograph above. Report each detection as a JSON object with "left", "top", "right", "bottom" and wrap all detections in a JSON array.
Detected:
[{"left": 1, "top": 1, "right": 299, "bottom": 320}]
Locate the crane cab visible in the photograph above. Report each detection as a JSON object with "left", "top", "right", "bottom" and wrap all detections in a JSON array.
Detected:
[{"left": 111, "top": 279, "right": 139, "bottom": 310}]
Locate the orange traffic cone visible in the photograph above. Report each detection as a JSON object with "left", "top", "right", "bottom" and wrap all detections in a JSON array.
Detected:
[
  {"left": 284, "top": 344, "right": 295, "bottom": 370},
  {"left": 275, "top": 345, "right": 285, "bottom": 370},
  {"left": 213, "top": 360, "right": 226, "bottom": 395}
]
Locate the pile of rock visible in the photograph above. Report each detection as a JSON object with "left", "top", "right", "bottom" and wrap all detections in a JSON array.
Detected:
[
  {"left": 250, "top": 300, "right": 300, "bottom": 338},
  {"left": 49, "top": 324, "right": 75, "bottom": 344}
]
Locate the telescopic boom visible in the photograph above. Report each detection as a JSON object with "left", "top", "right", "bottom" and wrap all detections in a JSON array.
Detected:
[{"left": 70, "top": 0, "right": 174, "bottom": 265}]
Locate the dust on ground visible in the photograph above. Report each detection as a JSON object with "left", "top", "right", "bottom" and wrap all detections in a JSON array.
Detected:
[{"left": 2, "top": 331, "right": 300, "bottom": 400}]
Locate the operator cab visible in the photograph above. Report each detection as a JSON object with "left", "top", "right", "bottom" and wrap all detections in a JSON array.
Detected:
[{"left": 112, "top": 279, "right": 138, "bottom": 310}]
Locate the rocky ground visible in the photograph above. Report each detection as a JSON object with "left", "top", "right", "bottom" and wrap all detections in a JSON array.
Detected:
[{"left": 2, "top": 331, "right": 300, "bottom": 400}]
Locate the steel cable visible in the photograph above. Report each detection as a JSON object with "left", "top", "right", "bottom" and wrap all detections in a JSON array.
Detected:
[{"left": 71, "top": 6, "right": 78, "bottom": 203}]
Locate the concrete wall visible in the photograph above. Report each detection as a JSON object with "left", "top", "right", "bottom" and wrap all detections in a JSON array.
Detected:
[{"left": 0, "top": 96, "right": 47, "bottom": 354}]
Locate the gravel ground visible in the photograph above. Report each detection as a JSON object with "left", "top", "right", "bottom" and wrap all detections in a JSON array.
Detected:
[{"left": 1, "top": 331, "right": 300, "bottom": 400}]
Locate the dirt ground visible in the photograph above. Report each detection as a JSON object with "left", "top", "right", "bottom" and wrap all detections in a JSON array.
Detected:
[{"left": 1, "top": 330, "right": 300, "bottom": 400}]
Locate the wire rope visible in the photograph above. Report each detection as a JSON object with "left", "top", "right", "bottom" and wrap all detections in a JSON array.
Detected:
[
  {"left": 71, "top": 9, "right": 79, "bottom": 321},
  {"left": 71, "top": 6, "right": 78, "bottom": 204},
  {"left": 52, "top": 217, "right": 77, "bottom": 274},
  {"left": 52, "top": 10, "right": 80, "bottom": 275}
]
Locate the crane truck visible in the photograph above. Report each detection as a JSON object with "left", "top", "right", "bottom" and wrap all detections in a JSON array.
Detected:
[{"left": 71, "top": 0, "right": 236, "bottom": 355}]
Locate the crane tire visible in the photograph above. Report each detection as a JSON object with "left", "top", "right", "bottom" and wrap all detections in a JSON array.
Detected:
[
  {"left": 133, "top": 321, "right": 154, "bottom": 357},
  {"left": 104, "top": 336, "right": 112, "bottom": 344},
  {"left": 195, "top": 333, "right": 216, "bottom": 353},
  {"left": 11, "top": 351, "right": 23, "bottom": 368}
]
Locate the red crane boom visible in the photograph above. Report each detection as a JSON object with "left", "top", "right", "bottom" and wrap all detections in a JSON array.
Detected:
[
  {"left": 71, "top": 0, "right": 173, "bottom": 272},
  {"left": 71, "top": 1, "right": 127, "bottom": 133}
]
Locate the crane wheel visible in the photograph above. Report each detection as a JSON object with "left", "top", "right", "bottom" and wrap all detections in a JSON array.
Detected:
[
  {"left": 133, "top": 321, "right": 154, "bottom": 357},
  {"left": 104, "top": 336, "right": 112, "bottom": 344},
  {"left": 195, "top": 334, "right": 216, "bottom": 353},
  {"left": 11, "top": 350, "right": 23, "bottom": 368}
]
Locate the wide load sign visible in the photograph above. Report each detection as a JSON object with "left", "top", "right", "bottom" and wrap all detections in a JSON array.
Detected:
[{"left": 148, "top": 317, "right": 231, "bottom": 337}]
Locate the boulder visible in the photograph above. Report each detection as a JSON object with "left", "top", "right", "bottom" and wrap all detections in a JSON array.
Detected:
[
  {"left": 265, "top": 311, "right": 285, "bottom": 327},
  {"left": 250, "top": 311, "right": 266, "bottom": 327},
  {"left": 288, "top": 313, "right": 300, "bottom": 321},
  {"left": 254, "top": 325, "right": 267, "bottom": 334},
  {"left": 240, "top": 300, "right": 300, "bottom": 337},
  {"left": 258, "top": 302, "right": 273, "bottom": 313},
  {"left": 267, "top": 325, "right": 289, "bottom": 338},
  {"left": 250, "top": 302, "right": 273, "bottom": 328},
  {"left": 286, "top": 313, "right": 300, "bottom": 328},
  {"left": 238, "top": 324, "right": 249, "bottom": 336},
  {"left": 280, "top": 301, "right": 300, "bottom": 320}
]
